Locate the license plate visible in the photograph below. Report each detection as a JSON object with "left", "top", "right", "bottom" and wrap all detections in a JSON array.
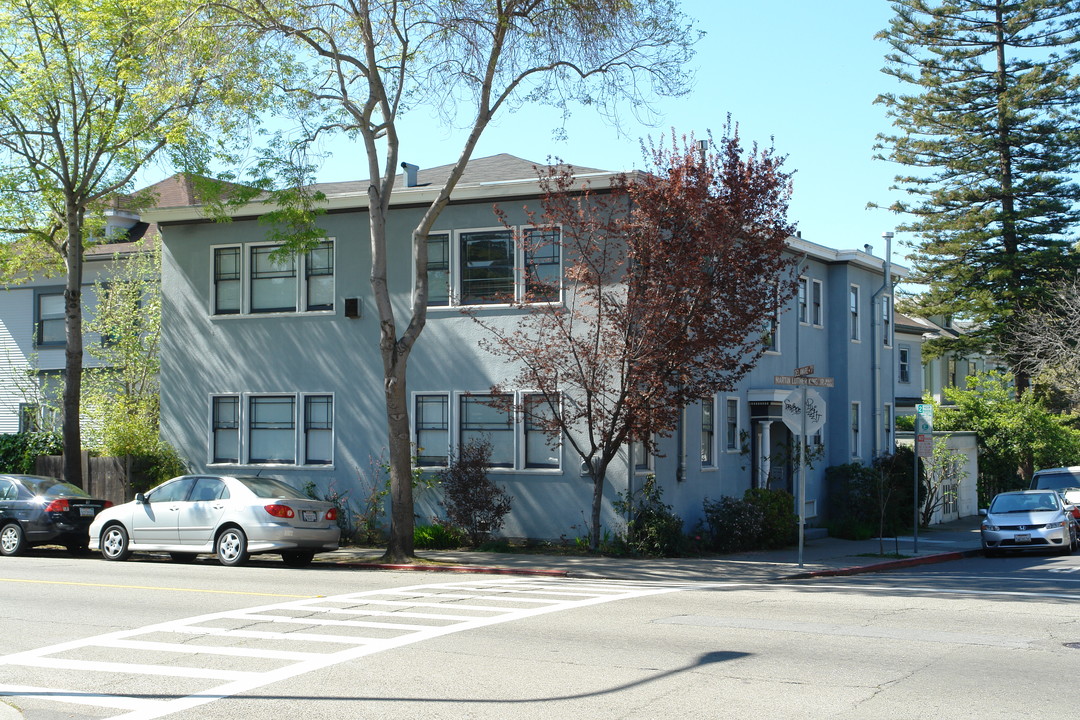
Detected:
[
  {"left": 1014, "top": 533, "right": 1031, "bottom": 543},
  {"left": 302, "top": 510, "right": 317, "bottom": 522},
  {"left": 78, "top": 507, "right": 95, "bottom": 517}
]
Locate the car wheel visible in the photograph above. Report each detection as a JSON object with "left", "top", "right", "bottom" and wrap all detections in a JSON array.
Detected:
[
  {"left": 0, "top": 523, "right": 26, "bottom": 556},
  {"left": 100, "top": 524, "right": 132, "bottom": 561},
  {"left": 216, "top": 527, "right": 249, "bottom": 566},
  {"left": 169, "top": 552, "right": 198, "bottom": 563},
  {"left": 281, "top": 550, "right": 315, "bottom": 568}
]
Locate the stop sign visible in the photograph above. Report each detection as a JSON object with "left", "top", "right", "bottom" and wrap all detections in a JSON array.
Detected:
[{"left": 782, "top": 387, "right": 826, "bottom": 435}]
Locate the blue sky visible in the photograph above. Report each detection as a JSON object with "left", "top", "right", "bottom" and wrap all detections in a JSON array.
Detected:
[{"left": 308, "top": 1, "right": 910, "bottom": 265}]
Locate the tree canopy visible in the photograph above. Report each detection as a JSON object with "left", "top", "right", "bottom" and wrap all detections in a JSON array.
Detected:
[
  {"left": 0, "top": 0, "right": 271, "bottom": 484},
  {"left": 875, "top": 0, "right": 1080, "bottom": 388}
]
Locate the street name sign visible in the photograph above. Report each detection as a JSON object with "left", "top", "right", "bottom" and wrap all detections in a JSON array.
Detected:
[{"left": 774, "top": 375, "right": 835, "bottom": 388}]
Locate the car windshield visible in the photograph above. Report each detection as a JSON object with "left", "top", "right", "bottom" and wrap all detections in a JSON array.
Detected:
[
  {"left": 234, "top": 476, "right": 307, "bottom": 499},
  {"left": 990, "top": 493, "right": 1059, "bottom": 514},
  {"left": 1032, "top": 472, "right": 1080, "bottom": 491},
  {"left": 21, "top": 477, "right": 90, "bottom": 498}
]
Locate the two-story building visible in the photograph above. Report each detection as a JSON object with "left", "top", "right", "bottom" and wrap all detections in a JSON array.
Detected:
[{"left": 146, "top": 154, "right": 909, "bottom": 539}]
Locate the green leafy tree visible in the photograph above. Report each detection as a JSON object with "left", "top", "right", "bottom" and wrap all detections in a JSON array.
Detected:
[
  {"left": 0, "top": 0, "right": 271, "bottom": 485},
  {"left": 82, "top": 239, "right": 184, "bottom": 491},
  {"left": 874, "top": 0, "right": 1080, "bottom": 391},
  {"left": 220, "top": 0, "right": 700, "bottom": 562},
  {"left": 932, "top": 371, "right": 1080, "bottom": 502}
]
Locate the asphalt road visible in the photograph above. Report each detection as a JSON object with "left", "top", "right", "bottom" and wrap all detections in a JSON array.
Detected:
[{"left": 3, "top": 548, "right": 1080, "bottom": 719}]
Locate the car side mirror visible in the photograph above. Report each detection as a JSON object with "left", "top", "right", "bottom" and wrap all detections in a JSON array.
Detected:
[
  {"left": 978, "top": 508, "right": 987, "bottom": 516},
  {"left": 135, "top": 493, "right": 147, "bottom": 504}
]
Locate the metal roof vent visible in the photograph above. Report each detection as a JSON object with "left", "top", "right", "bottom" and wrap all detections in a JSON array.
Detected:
[{"left": 401, "top": 162, "right": 419, "bottom": 187}]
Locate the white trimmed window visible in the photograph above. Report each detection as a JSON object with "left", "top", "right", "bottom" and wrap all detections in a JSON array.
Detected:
[
  {"left": 899, "top": 345, "right": 911, "bottom": 383},
  {"left": 212, "top": 240, "right": 335, "bottom": 316},
  {"left": 35, "top": 290, "right": 66, "bottom": 347},
  {"left": 811, "top": 279, "right": 823, "bottom": 326},
  {"left": 882, "top": 295, "right": 892, "bottom": 347},
  {"left": 849, "top": 284, "right": 861, "bottom": 341},
  {"left": 798, "top": 277, "right": 809, "bottom": 324},
  {"left": 725, "top": 397, "right": 740, "bottom": 452},
  {"left": 701, "top": 397, "right": 716, "bottom": 467},
  {"left": 210, "top": 393, "right": 333, "bottom": 466},
  {"left": 426, "top": 226, "right": 561, "bottom": 307},
  {"left": 415, "top": 393, "right": 450, "bottom": 467}
]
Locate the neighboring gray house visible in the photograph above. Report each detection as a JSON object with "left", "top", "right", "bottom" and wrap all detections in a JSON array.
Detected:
[
  {"left": 146, "top": 155, "right": 909, "bottom": 539},
  {"left": 0, "top": 175, "right": 194, "bottom": 434}
]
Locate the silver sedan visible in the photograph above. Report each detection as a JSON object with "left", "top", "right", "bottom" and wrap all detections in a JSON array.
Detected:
[
  {"left": 88, "top": 475, "right": 340, "bottom": 567},
  {"left": 980, "top": 490, "right": 1078, "bottom": 557}
]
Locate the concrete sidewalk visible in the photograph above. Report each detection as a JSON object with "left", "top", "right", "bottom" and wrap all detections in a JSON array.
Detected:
[{"left": 314, "top": 515, "right": 986, "bottom": 583}]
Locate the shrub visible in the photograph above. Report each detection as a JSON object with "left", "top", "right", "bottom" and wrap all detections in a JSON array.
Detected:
[
  {"left": 414, "top": 521, "right": 466, "bottom": 549},
  {"left": 825, "top": 450, "right": 915, "bottom": 540},
  {"left": 614, "top": 475, "right": 684, "bottom": 557},
  {"left": 0, "top": 432, "right": 62, "bottom": 474},
  {"left": 437, "top": 438, "right": 513, "bottom": 547},
  {"left": 702, "top": 488, "right": 798, "bottom": 553}
]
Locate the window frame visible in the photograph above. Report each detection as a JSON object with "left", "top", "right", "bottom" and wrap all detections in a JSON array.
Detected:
[
  {"left": 899, "top": 344, "right": 911, "bottom": 384},
  {"left": 851, "top": 401, "right": 861, "bottom": 458},
  {"left": 797, "top": 276, "right": 809, "bottom": 325},
  {"left": 414, "top": 392, "right": 450, "bottom": 467},
  {"left": 425, "top": 225, "right": 563, "bottom": 308},
  {"left": 210, "top": 240, "right": 336, "bottom": 317},
  {"left": 701, "top": 396, "right": 716, "bottom": 468},
  {"left": 34, "top": 288, "right": 67, "bottom": 348},
  {"left": 849, "top": 284, "right": 861, "bottom": 342},
  {"left": 208, "top": 392, "right": 334, "bottom": 467},
  {"left": 725, "top": 397, "right": 740, "bottom": 453},
  {"left": 882, "top": 295, "right": 892, "bottom": 347},
  {"left": 811, "top": 279, "right": 823, "bottom": 327}
]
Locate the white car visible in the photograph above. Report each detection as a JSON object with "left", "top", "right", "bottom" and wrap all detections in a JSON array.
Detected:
[{"left": 88, "top": 475, "right": 340, "bottom": 567}]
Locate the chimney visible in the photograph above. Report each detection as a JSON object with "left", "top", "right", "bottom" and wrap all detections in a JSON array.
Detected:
[{"left": 401, "top": 162, "right": 419, "bottom": 188}]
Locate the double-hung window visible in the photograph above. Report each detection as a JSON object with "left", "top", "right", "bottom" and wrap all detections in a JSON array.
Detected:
[
  {"left": 460, "top": 394, "right": 514, "bottom": 467},
  {"left": 899, "top": 345, "right": 911, "bottom": 384},
  {"left": 701, "top": 397, "right": 716, "bottom": 467},
  {"left": 427, "top": 226, "right": 561, "bottom": 307},
  {"left": 811, "top": 279, "right": 823, "bottom": 326},
  {"left": 210, "top": 393, "right": 333, "bottom": 466},
  {"left": 849, "top": 285, "right": 861, "bottom": 341},
  {"left": 415, "top": 394, "right": 450, "bottom": 467},
  {"left": 725, "top": 398, "right": 740, "bottom": 452},
  {"left": 798, "top": 277, "right": 809, "bottom": 324},
  {"left": 212, "top": 241, "right": 335, "bottom": 316},
  {"left": 523, "top": 393, "right": 560, "bottom": 468},
  {"left": 36, "top": 291, "right": 66, "bottom": 346}
]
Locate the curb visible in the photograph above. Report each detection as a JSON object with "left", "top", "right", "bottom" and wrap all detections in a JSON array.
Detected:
[
  {"left": 782, "top": 548, "right": 983, "bottom": 580},
  {"left": 321, "top": 560, "right": 569, "bottom": 577}
]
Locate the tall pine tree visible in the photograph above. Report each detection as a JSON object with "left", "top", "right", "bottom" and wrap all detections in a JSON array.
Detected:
[{"left": 875, "top": 0, "right": 1080, "bottom": 394}]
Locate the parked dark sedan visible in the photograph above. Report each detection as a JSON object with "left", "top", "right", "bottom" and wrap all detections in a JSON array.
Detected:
[{"left": 0, "top": 475, "right": 112, "bottom": 556}]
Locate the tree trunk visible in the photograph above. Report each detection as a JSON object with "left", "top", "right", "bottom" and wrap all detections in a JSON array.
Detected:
[
  {"left": 589, "top": 467, "right": 605, "bottom": 551},
  {"left": 62, "top": 205, "right": 84, "bottom": 487},
  {"left": 382, "top": 353, "right": 415, "bottom": 562}
]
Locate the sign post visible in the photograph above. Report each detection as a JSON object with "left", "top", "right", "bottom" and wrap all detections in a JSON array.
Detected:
[
  {"left": 779, "top": 376, "right": 829, "bottom": 567},
  {"left": 914, "top": 403, "right": 934, "bottom": 553}
]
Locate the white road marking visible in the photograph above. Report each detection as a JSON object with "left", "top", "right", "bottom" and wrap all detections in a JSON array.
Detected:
[{"left": 0, "top": 577, "right": 695, "bottom": 720}]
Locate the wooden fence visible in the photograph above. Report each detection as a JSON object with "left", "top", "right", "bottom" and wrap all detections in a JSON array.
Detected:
[{"left": 36, "top": 454, "right": 130, "bottom": 506}]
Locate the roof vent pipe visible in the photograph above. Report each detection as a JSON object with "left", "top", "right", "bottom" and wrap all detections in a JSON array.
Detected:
[
  {"left": 864, "top": 244, "right": 873, "bottom": 255},
  {"left": 401, "top": 162, "right": 419, "bottom": 187}
]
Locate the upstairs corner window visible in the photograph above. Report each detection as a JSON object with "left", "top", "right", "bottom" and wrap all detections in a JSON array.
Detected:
[
  {"left": 811, "top": 279, "right": 823, "bottom": 326},
  {"left": 426, "top": 234, "right": 450, "bottom": 307},
  {"left": 461, "top": 230, "right": 514, "bottom": 305},
  {"left": 797, "top": 277, "right": 808, "bottom": 324},
  {"left": 214, "top": 247, "right": 241, "bottom": 315},
  {"left": 306, "top": 242, "right": 335, "bottom": 311},
  {"left": 36, "top": 292, "right": 65, "bottom": 346},
  {"left": 849, "top": 285, "right": 861, "bottom": 341},
  {"left": 251, "top": 246, "right": 297, "bottom": 313},
  {"left": 523, "top": 228, "right": 561, "bottom": 302}
]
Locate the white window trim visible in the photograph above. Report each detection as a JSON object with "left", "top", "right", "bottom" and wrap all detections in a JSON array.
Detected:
[
  {"left": 412, "top": 391, "right": 451, "bottom": 468},
  {"left": 811, "top": 278, "right": 824, "bottom": 328},
  {"left": 701, "top": 395, "right": 717, "bottom": 469},
  {"left": 424, "top": 224, "right": 563, "bottom": 310},
  {"left": 210, "top": 239, "right": 336, "bottom": 317},
  {"left": 849, "top": 283, "right": 861, "bottom": 343},
  {"left": 797, "top": 276, "right": 809, "bottom": 325},
  {"left": 208, "top": 391, "right": 335, "bottom": 468},
  {"left": 899, "top": 344, "right": 911, "bottom": 384},
  {"left": 630, "top": 437, "right": 655, "bottom": 474},
  {"left": 725, "top": 396, "right": 741, "bottom": 453}
]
